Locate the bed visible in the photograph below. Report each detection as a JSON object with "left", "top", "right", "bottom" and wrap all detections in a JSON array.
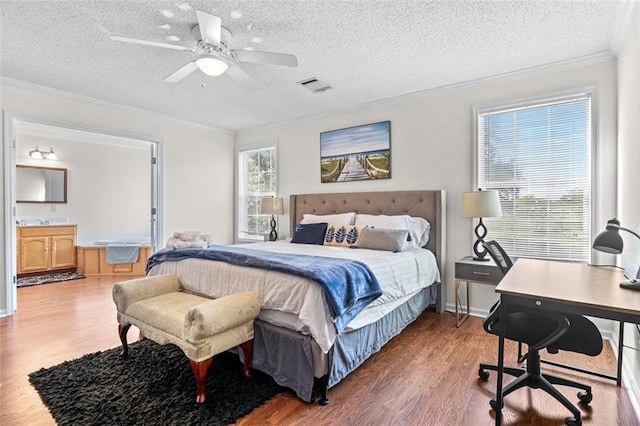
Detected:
[{"left": 147, "top": 190, "right": 446, "bottom": 403}]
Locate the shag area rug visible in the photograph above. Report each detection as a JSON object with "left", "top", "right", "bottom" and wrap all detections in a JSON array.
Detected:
[
  {"left": 29, "top": 339, "right": 285, "bottom": 426},
  {"left": 17, "top": 271, "right": 86, "bottom": 288}
]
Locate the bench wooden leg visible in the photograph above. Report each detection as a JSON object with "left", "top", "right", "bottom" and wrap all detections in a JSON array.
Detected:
[
  {"left": 241, "top": 340, "right": 254, "bottom": 378},
  {"left": 189, "top": 358, "right": 213, "bottom": 404},
  {"left": 118, "top": 324, "right": 131, "bottom": 358}
]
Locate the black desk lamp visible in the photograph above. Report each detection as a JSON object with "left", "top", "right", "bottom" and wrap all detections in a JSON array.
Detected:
[{"left": 592, "top": 218, "right": 640, "bottom": 291}]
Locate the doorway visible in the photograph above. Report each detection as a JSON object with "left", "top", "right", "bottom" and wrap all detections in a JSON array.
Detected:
[{"left": 3, "top": 114, "right": 163, "bottom": 316}]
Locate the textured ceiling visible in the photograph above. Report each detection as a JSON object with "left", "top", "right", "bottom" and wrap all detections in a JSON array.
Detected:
[{"left": 0, "top": 0, "right": 631, "bottom": 132}]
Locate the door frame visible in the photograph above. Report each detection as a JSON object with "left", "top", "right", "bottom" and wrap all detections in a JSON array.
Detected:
[{"left": 2, "top": 111, "right": 163, "bottom": 316}]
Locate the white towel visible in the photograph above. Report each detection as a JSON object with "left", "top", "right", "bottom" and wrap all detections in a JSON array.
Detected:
[
  {"left": 165, "top": 237, "right": 208, "bottom": 250},
  {"left": 106, "top": 244, "right": 141, "bottom": 264}
]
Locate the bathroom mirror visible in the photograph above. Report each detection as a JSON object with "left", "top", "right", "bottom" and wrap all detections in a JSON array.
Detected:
[{"left": 16, "top": 165, "right": 67, "bottom": 203}]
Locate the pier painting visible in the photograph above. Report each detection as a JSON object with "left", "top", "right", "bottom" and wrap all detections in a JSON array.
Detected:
[{"left": 320, "top": 121, "right": 391, "bottom": 183}]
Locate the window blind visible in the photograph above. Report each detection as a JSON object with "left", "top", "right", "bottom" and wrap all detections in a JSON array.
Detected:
[
  {"left": 237, "top": 144, "right": 277, "bottom": 240},
  {"left": 477, "top": 94, "right": 592, "bottom": 262}
]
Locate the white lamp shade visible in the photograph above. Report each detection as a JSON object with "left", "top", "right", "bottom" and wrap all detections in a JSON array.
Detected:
[
  {"left": 462, "top": 190, "right": 502, "bottom": 218},
  {"left": 260, "top": 197, "right": 284, "bottom": 215},
  {"left": 196, "top": 56, "right": 228, "bottom": 76}
]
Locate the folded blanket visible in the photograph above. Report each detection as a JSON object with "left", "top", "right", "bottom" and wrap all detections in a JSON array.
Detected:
[
  {"left": 167, "top": 231, "right": 211, "bottom": 248},
  {"left": 165, "top": 238, "right": 208, "bottom": 250}
]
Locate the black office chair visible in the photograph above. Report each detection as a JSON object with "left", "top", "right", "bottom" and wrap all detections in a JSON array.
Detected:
[
  {"left": 483, "top": 240, "right": 513, "bottom": 275},
  {"left": 478, "top": 241, "right": 604, "bottom": 426}
]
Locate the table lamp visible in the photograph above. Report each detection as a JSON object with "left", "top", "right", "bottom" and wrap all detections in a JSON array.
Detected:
[
  {"left": 462, "top": 189, "right": 502, "bottom": 261},
  {"left": 260, "top": 197, "right": 284, "bottom": 241},
  {"left": 592, "top": 218, "right": 640, "bottom": 291}
]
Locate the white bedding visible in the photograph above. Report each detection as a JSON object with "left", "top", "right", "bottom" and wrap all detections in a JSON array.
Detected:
[{"left": 147, "top": 240, "right": 440, "bottom": 353}]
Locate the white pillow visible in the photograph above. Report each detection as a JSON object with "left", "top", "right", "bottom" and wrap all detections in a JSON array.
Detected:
[
  {"left": 354, "top": 214, "right": 431, "bottom": 248},
  {"left": 300, "top": 212, "right": 356, "bottom": 226}
]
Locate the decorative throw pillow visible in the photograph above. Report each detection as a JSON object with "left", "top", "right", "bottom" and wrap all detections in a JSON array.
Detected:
[
  {"left": 324, "top": 224, "right": 366, "bottom": 247},
  {"left": 355, "top": 214, "right": 431, "bottom": 248},
  {"left": 300, "top": 212, "right": 356, "bottom": 226},
  {"left": 358, "top": 227, "right": 409, "bottom": 252},
  {"left": 291, "top": 223, "right": 328, "bottom": 245}
]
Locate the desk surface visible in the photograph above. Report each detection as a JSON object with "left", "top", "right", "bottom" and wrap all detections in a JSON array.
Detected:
[{"left": 496, "top": 258, "right": 640, "bottom": 318}]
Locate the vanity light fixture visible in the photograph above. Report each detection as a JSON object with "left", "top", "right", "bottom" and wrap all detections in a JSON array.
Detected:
[{"left": 29, "top": 146, "right": 58, "bottom": 160}]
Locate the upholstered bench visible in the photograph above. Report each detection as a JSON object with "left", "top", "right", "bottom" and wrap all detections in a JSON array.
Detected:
[{"left": 112, "top": 274, "right": 261, "bottom": 403}]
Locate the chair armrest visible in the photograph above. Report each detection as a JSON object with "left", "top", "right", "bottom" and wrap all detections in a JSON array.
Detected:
[
  {"left": 184, "top": 292, "right": 261, "bottom": 341},
  {"left": 112, "top": 275, "right": 182, "bottom": 313},
  {"left": 528, "top": 311, "right": 571, "bottom": 351}
]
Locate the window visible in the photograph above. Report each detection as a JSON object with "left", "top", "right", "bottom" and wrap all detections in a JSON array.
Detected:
[
  {"left": 476, "top": 93, "right": 592, "bottom": 262},
  {"left": 237, "top": 143, "right": 277, "bottom": 241}
]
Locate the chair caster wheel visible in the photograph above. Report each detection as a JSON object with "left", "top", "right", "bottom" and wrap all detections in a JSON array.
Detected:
[
  {"left": 564, "top": 416, "right": 581, "bottom": 426},
  {"left": 489, "top": 399, "right": 503, "bottom": 411},
  {"left": 478, "top": 369, "right": 489, "bottom": 381},
  {"left": 577, "top": 390, "right": 592, "bottom": 404}
]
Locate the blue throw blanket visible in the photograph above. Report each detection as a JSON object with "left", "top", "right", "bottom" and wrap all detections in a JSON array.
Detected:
[{"left": 146, "top": 245, "right": 382, "bottom": 332}]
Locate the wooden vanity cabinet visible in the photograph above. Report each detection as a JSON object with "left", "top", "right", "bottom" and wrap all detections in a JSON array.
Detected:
[{"left": 17, "top": 226, "right": 77, "bottom": 275}]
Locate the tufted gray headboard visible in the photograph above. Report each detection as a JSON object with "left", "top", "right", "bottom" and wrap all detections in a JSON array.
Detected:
[{"left": 290, "top": 190, "right": 447, "bottom": 313}]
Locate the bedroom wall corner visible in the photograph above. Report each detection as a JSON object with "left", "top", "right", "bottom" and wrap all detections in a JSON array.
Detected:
[{"left": 616, "top": 1, "right": 640, "bottom": 416}]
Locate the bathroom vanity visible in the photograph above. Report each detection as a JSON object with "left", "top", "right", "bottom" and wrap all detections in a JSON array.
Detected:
[{"left": 17, "top": 225, "right": 77, "bottom": 276}]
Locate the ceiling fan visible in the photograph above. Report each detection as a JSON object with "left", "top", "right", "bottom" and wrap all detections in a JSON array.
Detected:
[{"left": 110, "top": 10, "right": 298, "bottom": 83}]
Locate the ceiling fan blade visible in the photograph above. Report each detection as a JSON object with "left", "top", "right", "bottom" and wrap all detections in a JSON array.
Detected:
[
  {"left": 110, "top": 35, "right": 193, "bottom": 51},
  {"left": 225, "top": 62, "right": 260, "bottom": 90},
  {"left": 195, "top": 10, "right": 221, "bottom": 46},
  {"left": 232, "top": 50, "right": 298, "bottom": 67},
  {"left": 163, "top": 61, "right": 199, "bottom": 82}
]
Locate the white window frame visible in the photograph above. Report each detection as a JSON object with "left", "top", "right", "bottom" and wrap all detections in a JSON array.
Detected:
[
  {"left": 235, "top": 141, "right": 278, "bottom": 243},
  {"left": 473, "top": 90, "right": 596, "bottom": 263}
]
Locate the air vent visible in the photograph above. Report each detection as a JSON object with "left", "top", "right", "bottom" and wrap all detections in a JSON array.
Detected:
[{"left": 297, "top": 77, "right": 332, "bottom": 94}]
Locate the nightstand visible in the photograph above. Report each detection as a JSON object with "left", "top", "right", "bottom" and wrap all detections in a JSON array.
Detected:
[{"left": 454, "top": 256, "right": 503, "bottom": 327}]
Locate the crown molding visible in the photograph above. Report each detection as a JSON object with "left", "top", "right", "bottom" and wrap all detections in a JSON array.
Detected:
[
  {"left": 0, "top": 77, "right": 233, "bottom": 136},
  {"left": 237, "top": 51, "right": 616, "bottom": 136}
]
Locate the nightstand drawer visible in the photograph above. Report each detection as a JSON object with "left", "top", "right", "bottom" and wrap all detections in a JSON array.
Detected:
[{"left": 455, "top": 261, "right": 503, "bottom": 283}]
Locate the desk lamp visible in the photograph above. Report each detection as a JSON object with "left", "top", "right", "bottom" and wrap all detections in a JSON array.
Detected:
[
  {"left": 462, "top": 189, "right": 502, "bottom": 261},
  {"left": 592, "top": 218, "right": 640, "bottom": 291},
  {"left": 260, "top": 197, "right": 284, "bottom": 241}
]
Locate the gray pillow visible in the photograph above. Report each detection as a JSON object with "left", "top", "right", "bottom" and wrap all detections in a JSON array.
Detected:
[{"left": 358, "top": 227, "right": 409, "bottom": 252}]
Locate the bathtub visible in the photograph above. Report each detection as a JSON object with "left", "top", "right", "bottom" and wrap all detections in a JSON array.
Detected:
[{"left": 76, "top": 236, "right": 151, "bottom": 276}]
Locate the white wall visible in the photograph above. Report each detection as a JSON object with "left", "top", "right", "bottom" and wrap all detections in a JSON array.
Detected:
[
  {"left": 0, "top": 81, "right": 235, "bottom": 315},
  {"left": 616, "top": 2, "right": 640, "bottom": 411},
  {"left": 236, "top": 60, "right": 618, "bottom": 314},
  {"left": 16, "top": 134, "right": 151, "bottom": 241}
]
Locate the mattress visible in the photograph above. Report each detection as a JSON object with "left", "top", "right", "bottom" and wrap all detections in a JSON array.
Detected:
[{"left": 147, "top": 240, "right": 440, "bottom": 353}]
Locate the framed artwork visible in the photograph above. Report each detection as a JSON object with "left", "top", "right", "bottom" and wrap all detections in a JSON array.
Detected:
[{"left": 320, "top": 121, "right": 391, "bottom": 183}]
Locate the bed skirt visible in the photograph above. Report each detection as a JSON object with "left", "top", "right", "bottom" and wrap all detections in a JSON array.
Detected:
[{"left": 246, "top": 283, "right": 439, "bottom": 402}]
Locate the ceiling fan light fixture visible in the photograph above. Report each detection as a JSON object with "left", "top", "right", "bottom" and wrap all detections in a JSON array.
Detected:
[{"left": 196, "top": 56, "right": 228, "bottom": 76}]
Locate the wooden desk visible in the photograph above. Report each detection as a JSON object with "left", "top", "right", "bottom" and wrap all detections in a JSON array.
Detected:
[{"left": 493, "top": 258, "right": 640, "bottom": 425}]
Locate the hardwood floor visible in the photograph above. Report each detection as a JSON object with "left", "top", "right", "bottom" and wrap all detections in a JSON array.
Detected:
[{"left": 1, "top": 276, "right": 638, "bottom": 425}]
